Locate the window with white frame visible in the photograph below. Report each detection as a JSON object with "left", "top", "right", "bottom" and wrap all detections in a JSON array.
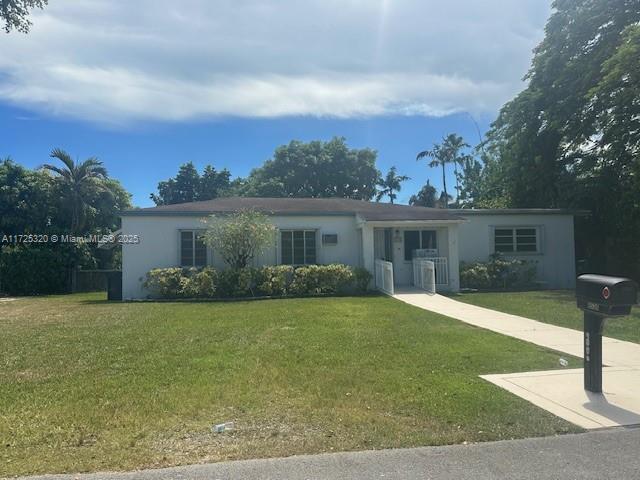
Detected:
[
  {"left": 494, "top": 227, "right": 539, "bottom": 253},
  {"left": 180, "top": 230, "right": 207, "bottom": 267},
  {"left": 280, "top": 230, "right": 316, "bottom": 265}
]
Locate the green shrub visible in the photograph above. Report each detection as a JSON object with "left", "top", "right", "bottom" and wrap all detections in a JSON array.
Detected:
[
  {"left": 144, "top": 267, "right": 188, "bottom": 298},
  {"left": 182, "top": 267, "right": 217, "bottom": 298},
  {"left": 460, "top": 262, "right": 491, "bottom": 289},
  {"left": 460, "top": 254, "right": 537, "bottom": 290},
  {"left": 351, "top": 267, "right": 373, "bottom": 293},
  {"left": 0, "top": 245, "right": 92, "bottom": 295},
  {"left": 290, "top": 264, "right": 354, "bottom": 295},
  {"left": 143, "top": 264, "right": 371, "bottom": 299},
  {"left": 216, "top": 268, "right": 255, "bottom": 298},
  {"left": 255, "top": 265, "right": 294, "bottom": 296}
]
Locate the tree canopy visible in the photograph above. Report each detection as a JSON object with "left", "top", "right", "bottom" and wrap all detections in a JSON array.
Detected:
[
  {"left": 409, "top": 180, "right": 437, "bottom": 208},
  {"left": 1, "top": 0, "right": 47, "bottom": 33},
  {"left": 376, "top": 166, "right": 409, "bottom": 204},
  {"left": 417, "top": 134, "right": 471, "bottom": 207},
  {"left": 239, "top": 137, "right": 380, "bottom": 200},
  {"left": 151, "top": 162, "right": 232, "bottom": 205},
  {"left": 0, "top": 155, "right": 131, "bottom": 282},
  {"left": 465, "top": 0, "right": 640, "bottom": 278}
]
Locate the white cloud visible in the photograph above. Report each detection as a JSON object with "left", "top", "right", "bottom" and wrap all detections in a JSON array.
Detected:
[{"left": 0, "top": 0, "right": 551, "bottom": 124}]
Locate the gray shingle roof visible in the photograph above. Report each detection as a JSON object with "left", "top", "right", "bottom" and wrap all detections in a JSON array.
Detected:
[{"left": 122, "top": 197, "right": 463, "bottom": 221}]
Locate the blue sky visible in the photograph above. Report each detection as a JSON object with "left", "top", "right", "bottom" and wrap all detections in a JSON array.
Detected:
[{"left": 0, "top": 0, "right": 551, "bottom": 207}]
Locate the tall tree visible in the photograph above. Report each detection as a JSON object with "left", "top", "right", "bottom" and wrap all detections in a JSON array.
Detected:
[
  {"left": 199, "top": 165, "right": 231, "bottom": 201},
  {"left": 409, "top": 180, "right": 437, "bottom": 208},
  {"left": 1, "top": 0, "right": 47, "bottom": 33},
  {"left": 376, "top": 166, "right": 409, "bottom": 203},
  {"left": 42, "top": 149, "right": 108, "bottom": 233},
  {"left": 151, "top": 162, "right": 231, "bottom": 205},
  {"left": 0, "top": 157, "right": 52, "bottom": 233},
  {"left": 479, "top": 0, "right": 640, "bottom": 278},
  {"left": 416, "top": 133, "right": 470, "bottom": 208},
  {"left": 241, "top": 137, "right": 380, "bottom": 200},
  {"left": 436, "top": 191, "right": 453, "bottom": 209}
]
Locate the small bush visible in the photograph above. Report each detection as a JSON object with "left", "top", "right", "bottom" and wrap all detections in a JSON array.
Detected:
[
  {"left": 460, "top": 262, "right": 491, "bottom": 290},
  {"left": 144, "top": 267, "right": 188, "bottom": 298},
  {"left": 460, "top": 254, "right": 537, "bottom": 290},
  {"left": 255, "top": 265, "right": 294, "bottom": 296},
  {"left": 290, "top": 264, "right": 353, "bottom": 295},
  {"left": 351, "top": 267, "right": 373, "bottom": 293},
  {"left": 182, "top": 267, "right": 217, "bottom": 298},
  {"left": 216, "top": 268, "right": 255, "bottom": 298}
]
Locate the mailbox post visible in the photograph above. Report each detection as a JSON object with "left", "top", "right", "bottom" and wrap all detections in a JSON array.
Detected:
[
  {"left": 576, "top": 274, "right": 638, "bottom": 393},
  {"left": 583, "top": 311, "right": 604, "bottom": 392}
]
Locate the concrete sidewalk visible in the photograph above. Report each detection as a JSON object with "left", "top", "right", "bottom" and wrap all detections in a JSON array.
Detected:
[
  {"left": 15, "top": 428, "right": 640, "bottom": 480},
  {"left": 393, "top": 289, "right": 640, "bottom": 429}
]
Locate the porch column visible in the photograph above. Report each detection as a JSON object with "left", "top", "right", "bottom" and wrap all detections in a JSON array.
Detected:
[
  {"left": 447, "top": 224, "right": 460, "bottom": 292},
  {"left": 361, "top": 224, "right": 375, "bottom": 276}
]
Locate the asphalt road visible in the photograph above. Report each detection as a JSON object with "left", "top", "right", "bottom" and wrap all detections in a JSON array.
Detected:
[{"left": 16, "top": 427, "right": 640, "bottom": 480}]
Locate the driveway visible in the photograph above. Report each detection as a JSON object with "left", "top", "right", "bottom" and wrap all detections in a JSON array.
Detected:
[{"left": 15, "top": 428, "right": 640, "bottom": 480}]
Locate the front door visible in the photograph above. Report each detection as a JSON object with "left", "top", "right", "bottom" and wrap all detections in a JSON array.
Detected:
[{"left": 394, "top": 229, "right": 438, "bottom": 285}]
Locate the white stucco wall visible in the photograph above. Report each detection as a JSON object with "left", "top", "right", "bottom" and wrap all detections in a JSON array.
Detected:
[
  {"left": 121, "top": 214, "right": 361, "bottom": 299},
  {"left": 457, "top": 214, "right": 576, "bottom": 289}
]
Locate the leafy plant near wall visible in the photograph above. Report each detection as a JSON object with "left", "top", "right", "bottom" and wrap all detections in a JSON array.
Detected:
[
  {"left": 202, "top": 209, "right": 277, "bottom": 269},
  {"left": 460, "top": 254, "right": 537, "bottom": 291},
  {"left": 0, "top": 244, "right": 94, "bottom": 295},
  {"left": 143, "top": 264, "right": 372, "bottom": 299}
]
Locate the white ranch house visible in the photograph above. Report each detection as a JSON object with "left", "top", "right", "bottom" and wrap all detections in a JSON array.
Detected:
[{"left": 120, "top": 197, "right": 578, "bottom": 299}]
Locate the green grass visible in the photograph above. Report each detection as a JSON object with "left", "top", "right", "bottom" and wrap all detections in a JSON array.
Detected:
[
  {"left": 0, "top": 293, "right": 581, "bottom": 476},
  {"left": 454, "top": 290, "right": 640, "bottom": 344}
]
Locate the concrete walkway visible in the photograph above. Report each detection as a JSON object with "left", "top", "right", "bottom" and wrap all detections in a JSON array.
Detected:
[
  {"left": 14, "top": 428, "right": 640, "bottom": 480},
  {"left": 393, "top": 289, "right": 640, "bottom": 429}
]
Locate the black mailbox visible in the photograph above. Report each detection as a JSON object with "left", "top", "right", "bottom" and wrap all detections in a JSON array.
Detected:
[
  {"left": 577, "top": 274, "right": 637, "bottom": 316},
  {"left": 576, "top": 274, "right": 638, "bottom": 393}
]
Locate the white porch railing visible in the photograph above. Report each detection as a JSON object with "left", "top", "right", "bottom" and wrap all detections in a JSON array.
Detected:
[
  {"left": 374, "top": 259, "right": 394, "bottom": 295},
  {"left": 413, "top": 259, "right": 436, "bottom": 294},
  {"left": 412, "top": 256, "right": 448, "bottom": 292},
  {"left": 431, "top": 257, "right": 449, "bottom": 286}
]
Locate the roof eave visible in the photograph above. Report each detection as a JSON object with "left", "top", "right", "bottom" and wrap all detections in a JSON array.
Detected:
[
  {"left": 359, "top": 218, "right": 467, "bottom": 227},
  {"left": 120, "top": 210, "right": 358, "bottom": 217}
]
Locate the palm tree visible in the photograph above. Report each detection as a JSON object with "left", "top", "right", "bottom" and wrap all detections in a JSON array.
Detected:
[
  {"left": 416, "top": 133, "right": 470, "bottom": 208},
  {"left": 42, "top": 148, "right": 108, "bottom": 232},
  {"left": 409, "top": 180, "right": 437, "bottom": 207},
  {"left": 436, "top": 191, "right": 453, "bottom": 209},
  {"left": 443, "top": 133, "right": 471, "bottom": 204},
  {"left": 376, "top": 166, "right": 410, "bottom": 203}
]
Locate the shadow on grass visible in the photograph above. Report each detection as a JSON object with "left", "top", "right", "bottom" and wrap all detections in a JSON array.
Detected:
[{"left": 77, "top": 292, "right": 386, "bottom": 305}]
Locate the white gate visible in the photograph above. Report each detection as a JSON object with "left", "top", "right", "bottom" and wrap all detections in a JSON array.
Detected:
[
  {"left": 412, "top": 259, "right": 436, "bottom": 294},
  {"left": 430, "top": 257, "right": 449, "bottom": 286},
  {"left": 375, "top": 259, "right": 394, "bottom": 295}
]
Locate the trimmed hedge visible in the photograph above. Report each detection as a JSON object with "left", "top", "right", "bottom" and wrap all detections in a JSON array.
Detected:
[
  {"left": 144, "top": 264, "right": 372, "bottom": 299},
  {"left": 460, "top": 254, "right": 537, "bottom": 290},
  {"left": 0, "top": 247, "right": 71, "bottom": 295}
]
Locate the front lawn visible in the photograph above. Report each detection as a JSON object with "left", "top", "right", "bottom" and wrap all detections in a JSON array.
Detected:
[
  {"left": 454, "top": 290, "right": 640, "bottom": 344},
  {"left": 1, "top": 293, "right": 580, "bottom": 476}
]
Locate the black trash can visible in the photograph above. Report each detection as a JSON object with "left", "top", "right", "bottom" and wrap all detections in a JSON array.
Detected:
[{"left": 107, "top": 271, "right": 123, "bottom": 301}]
